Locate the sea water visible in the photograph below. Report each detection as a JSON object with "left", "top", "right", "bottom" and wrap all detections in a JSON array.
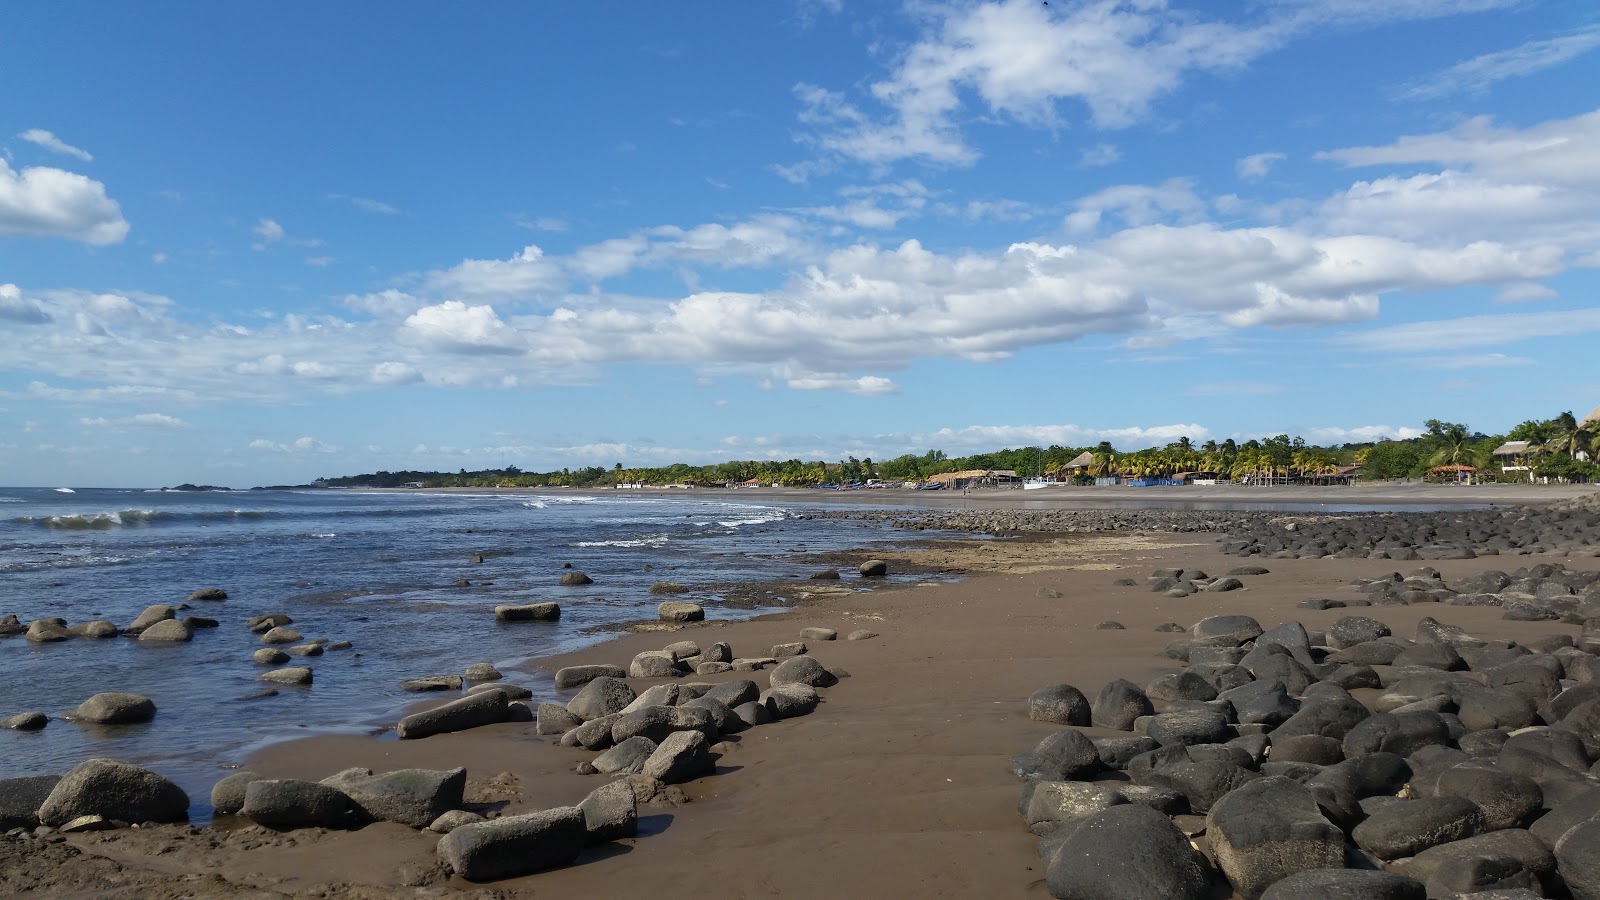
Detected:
[{"left": 0, "top": 487, "right": 937, "bottom": 805}]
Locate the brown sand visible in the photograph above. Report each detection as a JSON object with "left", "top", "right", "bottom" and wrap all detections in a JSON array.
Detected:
[{"left": 8, "top": 524, "right": 1598, "bottom": 898}]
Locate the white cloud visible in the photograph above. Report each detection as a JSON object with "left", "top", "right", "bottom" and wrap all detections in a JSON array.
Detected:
[
  {"left": 1078, "top": 143, "right": 1121, "bottom": 168},
  {"left": 80, "top": 412, "right": 187, "bottom": 430},
  {"left": 1400, "top": 25, "right": 1600, "bottom": 99},
  {"left": 0, "top": 159, "right": 128, "bottom": 244},
  {"left": 252, "top": 218, "right": 285, "bottom": 244},
  {"left": 1297, "top": 425, "right": 1426, "bottom": 444},
  {"left": 786, "top": 373, "right": 900, "bottom": 395},
  {"left": 369, "top": 361, "right": 422, "bottom": 385},
  {"left": 328, "top": 193, "right": 400, "bottom": 214},
  {"left": 1237, "top": 152, "right": 1286, "bottom": 180},
  {"left": 1065, "top": 178, "right": 1206, "bottom": 234},
  {"left": 421, "top": 245, "right": 565, "bottom": 300},
  {"left": 792, "top": 0, "right": 1510, "bottom": 168},
  {"left": 305, "top": 255, "right": 333, "bottom": 267},
  {"left": 918, "top": 423, "right": 1212, "bottom": 453},
  {"left": 1495, "top": 282, "right": 1556, "bottom": 304},
  {"left": 0, "top": 283, "right": 51, "bottom": 324},
  {"left": 249, "top": 436, "right": 338, "bottom": 454},
  {"left": 19, "top": 129, "right": 93, "bottom": 162},
  {"left": 402, "top": 301, "right": 524, "bottom": 353},
  {"left": 1340, "top": 308, "right": 1600, "bottom": 353},
  {"left": 1406, "top": 353, "right": 1535, "bottom": 369}
]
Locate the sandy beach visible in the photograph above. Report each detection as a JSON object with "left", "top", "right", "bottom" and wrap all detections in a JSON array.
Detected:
[{"left": 5, "top": 485, "right": 1600, "bottom": 898}]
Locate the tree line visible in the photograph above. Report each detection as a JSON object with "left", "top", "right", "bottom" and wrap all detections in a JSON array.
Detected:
[{"left": 316, "top": 411, "right": 1599, "bottom": 489}]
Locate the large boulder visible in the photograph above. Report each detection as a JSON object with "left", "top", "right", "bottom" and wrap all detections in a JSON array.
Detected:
[
  {"left": 1013, "top": 730, "right": 1102, "bottom": 781},
  {"left": 579, "top": 780, "right": 638, "bottom": 843},
  {"left": 1396, "top": 828, "right": 1556, "bottom": 890},
  {"left": 592, "top": 736, "right": 658, "bottom": 775},
  {"left": 1045, "top": 804, "right": 1209, "bottom": 900},
  {"left": 1092, "top": 679, "right": 1153, "bottom": 731},
  {"left": 1433, "top": 763, "right": 1542, "bottom": 832},
  {"left": 396, "top": 689, "right": 508, "bottom": 739},
  {"left": 70, "top": 692, "right": 155, "bottom": 725},
  {"left": 1208, "top": 776, "right": 1344, "bottom": 900},
  {"left": 1352, "top": 795, "right": 1484, "bottom": 860},
  {"left": 188, "top": 587, "right": 228, "bottom": 601},
  {"left": 241, "top": 779, "right": 350, "bottom": 828},
  {"left": 258, "top": 666, "right": 312, "bottom": 685},
  {"left": 1022, "top": 780, "right": 1127, "bottom": 829},
  {"left": 321, "top": 767, "right": 466, "bottom": 828},
  {"left": 436, "top": 806, "right": 587, "bottom": 881},
  {"left": 703, "top": 679, "right": 761, "bottom": 709},
  {"left": 558, "top": 571, "right": 593, "bottom": 586},
  {"left": 640, "top": 730, "right": 713, "bottom": 783},
  {"left": 1030, "top": 684, "right": 1092, "bottom": 726},
  {"left": 1556, "top": 816, "right": 1600, "bottom": 900},
  {"left": 610, "top": 705, "right": 717, "bottom": 745},
  {"left": 37, "top": 759, "right": 189, "bottom": 826},
  {"left": 566, "top": 676, "right": 636, "bottom": 721},
  {"left": 769, "top": 655, "right": 838, "bottom": 689},
  {"left": 657, "top": 601, "right": 704, "bottom": 623},
  {"left": 1342, "top": 711, "right": 1451, "bottom": 759},
  {"left": 137, "top": 619, "right": 193, "bottom": 642},
  {"left": 763, "top": 683, "right": 819, "bottom": 719},
  {"left": 630, "top": 650, "right": 685, "bottom": 678}
]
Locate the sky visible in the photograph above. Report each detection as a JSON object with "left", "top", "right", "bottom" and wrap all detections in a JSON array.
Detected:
[{"left": 2, "top": 1, "right": 1599, "bottom": 488}]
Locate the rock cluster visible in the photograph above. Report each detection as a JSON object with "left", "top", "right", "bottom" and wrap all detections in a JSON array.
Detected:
[
  {"left": 811, "top": 495, "right": 1600, "bottom": 559},
  {"left": 1015, "top": 603, "right": 1600, "bottom": 899}
]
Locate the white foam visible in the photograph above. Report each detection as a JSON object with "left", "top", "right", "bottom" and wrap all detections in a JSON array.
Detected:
[{"left": 573, "top": 534, "right": 671, "bottom": 548}]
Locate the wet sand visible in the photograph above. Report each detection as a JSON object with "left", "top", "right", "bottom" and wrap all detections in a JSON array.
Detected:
[{"left": 7, "top": 492, "right": 1599, "bottom": 898}]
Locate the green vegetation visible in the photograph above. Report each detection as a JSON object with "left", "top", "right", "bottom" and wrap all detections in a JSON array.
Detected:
[{"left": 317, "top": 411, "right": 1600, "bottom": 489}]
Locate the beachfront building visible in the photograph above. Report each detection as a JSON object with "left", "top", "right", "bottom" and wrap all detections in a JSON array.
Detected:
[
  {"left": 925, "top": 469, "right": 1023, "bottom": 490},
  {"left": 1062, "top": 451, "right": 1093, "bottom": 475},
  {"left": 1493, "top": 440, "right": 1535, "bottom": 481}
]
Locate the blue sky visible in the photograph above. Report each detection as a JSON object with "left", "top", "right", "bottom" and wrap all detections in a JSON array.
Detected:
[{"left": 3, "top": 0, "right": 1599, "bottom": 487}]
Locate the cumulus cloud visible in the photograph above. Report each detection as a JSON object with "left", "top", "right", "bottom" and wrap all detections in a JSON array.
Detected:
[
  {"left": 249, "top": 436, "right": 338, "bottom": 454},
  {"left": 0, "top": 283, "right": 51, "bottom": 324},
  {"left": 1296, "top": 425, "right": 1426, "bottom": 444},
  {"left": 0, "top": 159, "right": 128, "bottom": 244},
  {"left": 19, "top": 129, "right": 93, "bottom": 162},
  {"left": 252, "top": 218, "right": 285, "bottom": 245},
  {"left": 402, "top": 301, "right": 524, "bottom": 353}
]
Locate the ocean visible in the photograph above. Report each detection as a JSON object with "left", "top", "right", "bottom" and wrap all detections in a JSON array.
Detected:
[{"left": 0, "top": 486, "right": 941, "bottom": 809}]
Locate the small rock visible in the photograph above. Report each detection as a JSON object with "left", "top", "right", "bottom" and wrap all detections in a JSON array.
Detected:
[
  {"left": 494, "top": 603, "right": 560, "bottom": 622},
  {"left": 847, "top": 629, "right": 878, "bottom": 641},
  {"left": 258, "top": 667, "right": 312, "bottom": 685},
  {"left": 858, "top": 560, "right": 888, "bottom": 577},
  {"left": 3, "top": 711, "right": 48, "bottom": 730},
  {"left": 658, "top": 601, "right": 704, "bottom": 623},
  {"left": 188, "top": 588, "right": 228, "bottom": 601},
  {"left": 558, "top": 572, "right": 593, "bottom": 586},
  {"left": 71, "top": 692, "right": 155, "bottom": 725}
]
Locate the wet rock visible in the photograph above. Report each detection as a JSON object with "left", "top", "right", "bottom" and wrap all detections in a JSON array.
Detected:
[
  {"left": 125, "top": 604, "right": 176, "bottom": 635},
  {"left": 464, "top": 663, "right": 501, "bottom": 682},
  {"left": 137, "top": 618, "right": 193, "bottom": 642},
  {"left": 3, "top": 711, "right": 48, "bottom": 730},
  {"left": 258, "top": 667, "right": 312, "bottom": 685},
  {"left": 396, "top": 689, "right": 508, "bottom": 739},
  {"left": 210, "top": 771, "right": 257, "bottom": 816},
  {"left": 649, "top": 581, "right": 689, "bottom": 594},
  {"left": 858, "top": 559, "right": 888, "bottom": 577},
  {"left": 494, "top": 602, "right": 561, "bottom": 622},
  {"left": 26, "top": 620, "right": 71, "bottom": 642},
  {"left": 247, "top": 613, "right": 292, "bottom": 632},
  {"left": 400, "top": 675, "right": 464, "bottom": 692},
  {"left": 70, "top": 692, "right": 155, "bottom": 725},
  {"left": 68, "top": 620, "right": 119, "bottom": 638},
  {"left": 259, "top": 626, "right": 302, "bottom": 644},
  {"left": 188, "top": 588, "right": 227, "bottom": 601},
  {"left": 1029, "top": 684, "right": 1091, "bottom": 726},
  {"left": 657, "top": 601, "right": 704, "bottom": 623},
  {"left": 554, "top": 664, "right": 626, "bottom": 690},
  {"left": 558, "top": 571, "right": 593, "bottom": 586}
]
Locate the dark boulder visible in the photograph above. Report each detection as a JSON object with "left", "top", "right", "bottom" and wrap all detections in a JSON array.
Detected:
[
  {"left": 436, "top": 806, "right": 586, "bottom": 881},
  {"left": 1029, "top": 684, "right": 1091, "bottom": 726},
  {"left": 1044, "top": 804, "right": 1209, "bottom": 900}
]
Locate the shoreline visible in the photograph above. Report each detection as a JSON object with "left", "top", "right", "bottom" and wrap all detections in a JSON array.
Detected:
[
  {"left": 6, "top": 493, "right": 1600, "bottom": 897},
  {"left": 387, "top": 481, "right": 1599, "bottom": 508}
]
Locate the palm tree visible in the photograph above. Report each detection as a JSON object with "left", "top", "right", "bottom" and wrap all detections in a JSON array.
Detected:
[{"left": 1425, "top": 419, "right": 1473, "bottom": 468}]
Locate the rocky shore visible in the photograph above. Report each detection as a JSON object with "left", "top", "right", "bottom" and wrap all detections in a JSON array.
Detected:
[{"left": 3, "top": 489, "right": 1600, "bottom": 897}]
